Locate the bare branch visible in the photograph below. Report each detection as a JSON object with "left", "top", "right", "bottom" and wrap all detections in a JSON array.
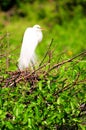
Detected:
[
  {"left": 44, "top": 51, "right": 86, "bottom": 76},
  {"left": 39, "top": 38, "right": 53, "bottom": 66}
]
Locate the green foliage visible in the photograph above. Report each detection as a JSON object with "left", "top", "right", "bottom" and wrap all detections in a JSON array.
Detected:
[
  {"left": 0, "top": 1, "right": 86, "bottom": 129},
  {"left": 0, "top": 0, "right": 86, "bottom": 25},
  {"left": 0, "top": 60, "right": 86, "bottom": 129}
]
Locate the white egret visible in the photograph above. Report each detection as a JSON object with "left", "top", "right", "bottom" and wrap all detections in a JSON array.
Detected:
[{"left": 18, "top": 24, "right": 43, "bottom": 71}]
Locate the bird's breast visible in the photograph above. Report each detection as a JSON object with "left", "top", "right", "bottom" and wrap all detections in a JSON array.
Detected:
[{"left": 37, "top": 31, "right": 43, "bottom": 43}]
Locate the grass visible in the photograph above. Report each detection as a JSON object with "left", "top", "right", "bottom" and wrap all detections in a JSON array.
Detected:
[{"left": 0, "top": 10, "right": 86, "bottom": 129}]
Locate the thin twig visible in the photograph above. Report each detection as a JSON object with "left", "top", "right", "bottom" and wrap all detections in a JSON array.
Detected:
[
  {"left": 0, "top": 34, "right": 7, "bottom": 41},
  {"left": 6, "top": 32, "right": 10, "bottom": 69},
  {"left": 39, "top": 38, "right": 53, "bottom": 66}
]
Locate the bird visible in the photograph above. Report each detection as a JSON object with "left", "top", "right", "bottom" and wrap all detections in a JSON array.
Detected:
[{"left": 18, "top": 24, "right": 43, "bottom": 71}]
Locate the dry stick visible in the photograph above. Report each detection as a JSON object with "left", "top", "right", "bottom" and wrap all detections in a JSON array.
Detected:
[
  {"left": 44, "top": 51, "right": 86, "bottom": 76},
  {"left": 78, "top": 79, "right": 86, "bottom": 84},
  {"left": 0, "top": 34, "right": 7, "bottom": 41},
  {"left": 9, "top": 72, "right": 21, "bottom": 87},
  {"left": 0, "top": 44, "right": 21, "bottom": 58},
  {"left": 6, "top": 32, "right": 10, "bottom": 69},
  {"left": 0, "top": 54, "right": 7, "bottom": 57},
  {"left": 54, "top": 78, "right": 86, "bottom": 97},
  {"left": 48, "top": 50, "right": 52, "bottom": 70},
  {"left": 39, "top": 38, "right": 54, "bottom": 66},
  {"left": 0, "top": 35, "right": 21, "bottom": 57},
  {"left": 5, "top": 72, "right": 21, "bottom": 86}
]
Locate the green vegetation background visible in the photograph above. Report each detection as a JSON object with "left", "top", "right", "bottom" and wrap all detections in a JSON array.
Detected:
[{"left": 0, "top": 0, "right": 86, "bottom": 129}]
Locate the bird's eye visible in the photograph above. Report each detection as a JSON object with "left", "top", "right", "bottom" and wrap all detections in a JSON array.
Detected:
[
  {"left": 37, "top": 26, "right": 40, "bottom": 29},
  {"left": 33, "top": 25, "right": 41, "bottom": 29}
]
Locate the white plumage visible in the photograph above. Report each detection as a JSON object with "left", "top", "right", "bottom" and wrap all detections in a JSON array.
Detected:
[{"left": 18, "top": 25, "right": 43, "bottom": 71}]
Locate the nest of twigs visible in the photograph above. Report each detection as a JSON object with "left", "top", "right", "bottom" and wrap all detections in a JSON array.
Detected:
[
  {"left": 0, "top": 39, "right": 86, "bottom": 87},
  {"left": 3, "top": 70, "right": 40, "bottom": 87}
]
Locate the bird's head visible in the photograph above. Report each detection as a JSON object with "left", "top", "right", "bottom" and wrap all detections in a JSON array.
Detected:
[
  {"left": 33, "top": 25, "right": 44, "bottom": 31},
  {"left": 33, "top": 24, "right": 43, "bottom": 42}
]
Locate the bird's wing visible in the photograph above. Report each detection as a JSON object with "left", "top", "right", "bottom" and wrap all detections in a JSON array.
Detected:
[
  {"left": 20, "top": 27, "right": 38, "bottom": 62},
  {"left": 22, "top": 27, "right": 33, "bottom": 44}
]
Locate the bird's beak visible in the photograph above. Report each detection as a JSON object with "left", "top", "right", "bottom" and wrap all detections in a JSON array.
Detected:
[{"left": 41, "top": 28, "right": 46, "bottom": 31}]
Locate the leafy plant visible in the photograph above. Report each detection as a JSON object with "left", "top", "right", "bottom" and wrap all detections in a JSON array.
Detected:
[{"left": 0, "top": 1, "right": 86, "bottom": 129}]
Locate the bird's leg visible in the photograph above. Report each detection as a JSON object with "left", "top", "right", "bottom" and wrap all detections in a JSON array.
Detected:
[{"left": 30, "top": 60, "right": 36, "bottom": 71}]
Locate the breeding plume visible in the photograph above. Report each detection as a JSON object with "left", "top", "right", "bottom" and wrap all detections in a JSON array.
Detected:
[{"left": 18, "top": 25, "right": 43, "bottom": 71}]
